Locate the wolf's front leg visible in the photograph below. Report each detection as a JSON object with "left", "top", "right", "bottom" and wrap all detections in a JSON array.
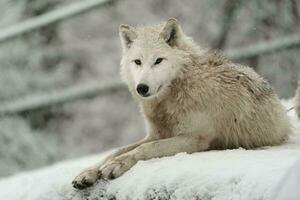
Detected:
[
  {"left": 72, "top": 138, "right": 151, "bottom": 189},
  {"left": 100, "top": 135, "right": 210, "bottom": 179}
]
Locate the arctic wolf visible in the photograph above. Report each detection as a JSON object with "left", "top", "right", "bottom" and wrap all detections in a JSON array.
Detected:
[{"left": 72, "top": 18, "right": 292, "bottom": 189}]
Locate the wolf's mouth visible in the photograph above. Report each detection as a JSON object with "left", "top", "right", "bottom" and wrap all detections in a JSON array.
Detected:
[
  {"left": 141, "top": 93, "right": 150, "bottom": 97},
  {"left": 139, "top": 85, "right": 163, "bottom": 99},
  {"left": 157, "top": 85, "right": 162, "bottom": 93}
]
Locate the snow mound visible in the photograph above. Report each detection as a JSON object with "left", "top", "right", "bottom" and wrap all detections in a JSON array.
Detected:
[{"left": 0, "top": 99, "right": 300, "bottom": 200}]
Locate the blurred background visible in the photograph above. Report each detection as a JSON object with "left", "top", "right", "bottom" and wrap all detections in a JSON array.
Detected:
[{"left": 0, "top": 0, "right": 299, "bottom": 178}]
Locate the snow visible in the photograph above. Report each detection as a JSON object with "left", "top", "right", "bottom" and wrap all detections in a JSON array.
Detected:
[
  {"left": 0, "top": 99, "right": 300, "bottom": 200},
  {"left": 271, "top": 158, "right": 300, "bottom": 200}
]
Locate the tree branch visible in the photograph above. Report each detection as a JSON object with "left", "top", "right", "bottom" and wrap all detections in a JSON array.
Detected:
[
  {"left": 0, "top": 81, "right": 126, "bottom": 115},
  {"left": 0, "top": 0, "right": 115, "bottom": 43},
  {"left": 225, "top": 35, "right": 300, "bottom": 60}
]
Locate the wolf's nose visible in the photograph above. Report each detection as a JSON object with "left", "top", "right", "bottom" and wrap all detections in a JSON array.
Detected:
[{"left": 137, "top": 83, "right": 149, "bottom": 97}]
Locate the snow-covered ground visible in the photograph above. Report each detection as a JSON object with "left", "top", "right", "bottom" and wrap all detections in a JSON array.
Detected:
[{"left": 0, "top": 99, "right": 300, "bottom": 200}]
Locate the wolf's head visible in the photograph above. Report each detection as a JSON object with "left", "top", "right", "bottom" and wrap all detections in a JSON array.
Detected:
[{"left": 119, "top": 18, "right": 194, "bottom": 101}]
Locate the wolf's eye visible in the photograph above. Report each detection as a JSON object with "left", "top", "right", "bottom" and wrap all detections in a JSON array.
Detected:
[
  {"left": 154, "top": 58, "right": 163, "bottom": 65},
  {"left": 134, "top": 59, "right": 142, "bottom": 65}
]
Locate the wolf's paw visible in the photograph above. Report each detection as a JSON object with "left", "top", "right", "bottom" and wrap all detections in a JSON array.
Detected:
[
  {"left": 99, "top": 154, "right": 136, "bottom": 179},
  {"left": 72, "top": 168, "right": 99, "bottom": 190}
]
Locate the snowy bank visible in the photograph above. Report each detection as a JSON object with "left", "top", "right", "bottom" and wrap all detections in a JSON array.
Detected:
[{"left": 0, "top": 99, "right": 300, "bottom": 200}]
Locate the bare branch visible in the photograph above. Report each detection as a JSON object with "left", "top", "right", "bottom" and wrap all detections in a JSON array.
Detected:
[
  {"left": 225, "top": 35, "right": 300, "bottom": 60},
  {"left": 0, "top": 81, "right": 126, "bottom": 115},
  {"left": 0, "top": 0, "right": 115, "bottom": 43}
]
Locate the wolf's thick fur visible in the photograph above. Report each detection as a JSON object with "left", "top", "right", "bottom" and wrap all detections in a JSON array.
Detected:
[{"left": 72, "top": 18, "right": 292, "bottom": 189}]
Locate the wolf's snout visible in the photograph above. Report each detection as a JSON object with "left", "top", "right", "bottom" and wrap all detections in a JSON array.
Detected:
[{"left": 137, "top": 83, "right": 149, "bottom": 97}]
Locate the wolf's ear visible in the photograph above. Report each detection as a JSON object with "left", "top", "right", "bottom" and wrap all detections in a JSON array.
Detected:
[
  {"left": 160, "top": 18, "right": 181, "bottom": 47},
  {"left": 119, "top": 24, "right": 137, "bottom": 50}
]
